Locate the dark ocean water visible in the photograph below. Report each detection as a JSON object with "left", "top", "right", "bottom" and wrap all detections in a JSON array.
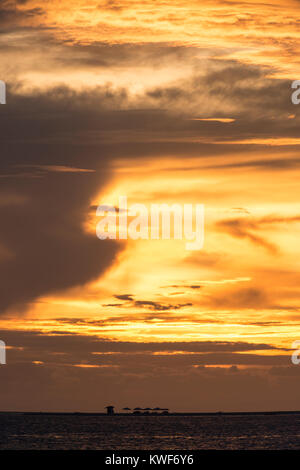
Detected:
[{"left": 0, "top": 413, "right": 299, "bottom": 450}]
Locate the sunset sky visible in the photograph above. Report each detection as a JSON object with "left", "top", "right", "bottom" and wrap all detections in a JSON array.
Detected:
[{"left": 0, "top": 0, "right": 300, "bottom": 412}]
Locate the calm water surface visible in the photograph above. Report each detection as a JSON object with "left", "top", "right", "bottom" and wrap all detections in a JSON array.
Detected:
[{"left": 0, "top": 413, "right": 299, "bottom": 450}]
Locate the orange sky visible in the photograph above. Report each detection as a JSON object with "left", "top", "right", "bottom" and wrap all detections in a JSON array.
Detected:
[{"left": 0, "top": 0, "right": 299, "bottom": 412}]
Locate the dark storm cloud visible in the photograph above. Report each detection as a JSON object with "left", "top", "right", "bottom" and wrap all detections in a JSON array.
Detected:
[
  {"left": 0, "top": 66, "right": 297, "bottom": 314},
  {"left": 0, "top": 33, "right": 298, "bottom": 314},
  {"left": 0, "top": 86, "right": 133, "bottom": 313},
  {"left": 0, "top": 70, "right": 247, "bottom": 311},
  {"left": 0, "top": 170, "right": 121, "bottom": 313},
  {"left": 0, "top": 82, "right": 230, "bottom": 313}
]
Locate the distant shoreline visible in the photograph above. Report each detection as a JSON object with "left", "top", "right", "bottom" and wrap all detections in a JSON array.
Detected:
[{"left": 1, "top": 410, "right": 300, "bottom": 416}]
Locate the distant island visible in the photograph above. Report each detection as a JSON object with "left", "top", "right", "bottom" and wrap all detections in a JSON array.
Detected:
[{"left": 105, "top": 406, "right": 169, "bottom": 416}]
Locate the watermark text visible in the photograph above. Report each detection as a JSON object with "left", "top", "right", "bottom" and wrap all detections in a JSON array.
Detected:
[{"left": 96, "top": 196, "right": 204, "bottom": 251}]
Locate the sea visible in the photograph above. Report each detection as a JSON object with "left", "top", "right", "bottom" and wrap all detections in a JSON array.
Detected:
[{"left": 0, "top": 413, "right": 299, "bottom": 450}]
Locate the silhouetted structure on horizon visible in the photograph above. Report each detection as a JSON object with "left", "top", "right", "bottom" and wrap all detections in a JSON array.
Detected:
[{"left": 105, "top": 406, "right": 115, "bottom": 415}]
